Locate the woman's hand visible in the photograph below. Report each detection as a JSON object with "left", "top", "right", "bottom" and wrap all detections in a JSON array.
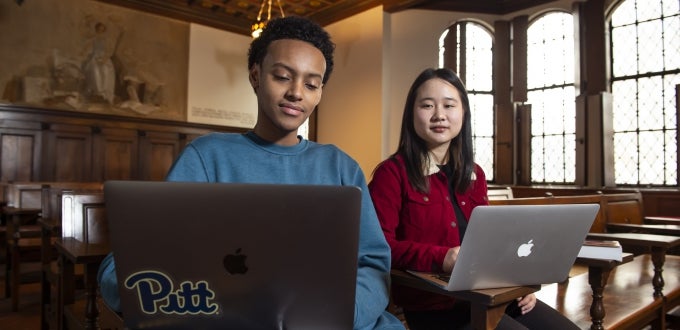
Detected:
[
  {"left": 442, "top": 246, "right": 460, "bottom": 273},
  {"left": 517, "top": 294, "right": 536, "bottom": 314}
]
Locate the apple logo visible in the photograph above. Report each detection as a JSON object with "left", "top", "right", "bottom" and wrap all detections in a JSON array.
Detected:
[
  {"left": 223, "top": 248, "right": 248, "bottom": 275},
  {"left": 516, "top": 239, "right": 534, "bottom": 257}
]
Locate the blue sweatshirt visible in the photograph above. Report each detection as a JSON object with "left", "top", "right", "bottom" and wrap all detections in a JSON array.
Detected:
[{"left": 97, "top": 131, "right": 404, "bottom": 330}]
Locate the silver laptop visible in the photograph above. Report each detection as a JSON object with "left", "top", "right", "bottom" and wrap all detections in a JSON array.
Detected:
[
  {"left": 104, "top": 180, "right": 361, "bottom": 330},
  {"left": 408, "top": 204, "right": 599, "bottom": 291}
]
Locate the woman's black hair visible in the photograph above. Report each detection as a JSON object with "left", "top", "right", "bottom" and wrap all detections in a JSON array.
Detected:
[
  {"left": 247, "top": 16, "right": 335, "bottom": 84},
  {"left": 390, "top": 68, "right": 475, "bottom": 194}
]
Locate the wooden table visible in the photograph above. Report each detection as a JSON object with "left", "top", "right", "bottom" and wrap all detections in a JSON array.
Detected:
[
  {"left": 645, "top": 216, "right": 680, "bottom": 225},
  {"left": 390, "top": 269, "right": 540, "bottom": 330},
  {"left": 536, "top": 255, "right": 672, "bottom": 330},
  {"left": 54, "top": 237, "right": 110, "bottom": 330},
  {"left": 586, "top": 232, "right": 680, "bottom": 298},
  {"left": 607, "top": 223, "right": 680, "bottom": 236}
]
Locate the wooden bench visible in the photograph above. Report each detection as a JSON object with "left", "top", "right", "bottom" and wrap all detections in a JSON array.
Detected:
[
  {"left": 601, "top": 192, "right": 680, "bottom": 255},
  {"left": 490, "top": 192, "right": 680, "bottom": 329}
]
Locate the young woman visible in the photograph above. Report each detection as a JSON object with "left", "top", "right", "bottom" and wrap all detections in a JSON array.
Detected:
[{"left": 368, "top": 68, "right": 578, "bottom": 330}]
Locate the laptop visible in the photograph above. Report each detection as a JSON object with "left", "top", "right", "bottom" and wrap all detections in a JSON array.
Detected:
[
  {"left": 104, "top": 180, "right": 361, "bottom": 330},
  {"left": 407, "top": 203, "right": 599, "bottom": 291}
]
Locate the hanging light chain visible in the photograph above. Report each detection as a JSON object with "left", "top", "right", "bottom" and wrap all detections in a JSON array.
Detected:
[{"left": 252, "top": 0, "right": 285, "bottom": 38}]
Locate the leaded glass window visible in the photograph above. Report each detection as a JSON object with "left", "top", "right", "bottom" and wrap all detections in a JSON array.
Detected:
[
  {"left": 527, "top": 12, "right": 576, "bottom": 184},
  {"left": 610, "top": 0, "right": 680, "bottom": 186}
]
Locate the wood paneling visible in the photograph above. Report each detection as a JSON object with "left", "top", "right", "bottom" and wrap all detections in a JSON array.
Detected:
[
  {"left": 94, "top": 128, "right": 139, "bottom": 181},
  {"left": 0, "top": 104, "right": 244, "bottom": 183},
  {"left": 511, "top": 16, "right": 528, "bottom": 103},
  {"left": 140, "top": 131, "right": 181, "bottom": 181},
  {"left": 516, "top": 104, "right": 531, "bottom": 185},
  {"left": 0, "top": 122, "right": 42, "bottom": 182},
  {"left": 44, "top": 124, "right": 93, "bottom": 182},
  {"left": 493, "top": 20, "right": 513, "bottom": 185}
]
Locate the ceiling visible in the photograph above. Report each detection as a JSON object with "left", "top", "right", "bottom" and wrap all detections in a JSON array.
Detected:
[{"left": 96, "top": 0, "right": 557, "bottom": 37}]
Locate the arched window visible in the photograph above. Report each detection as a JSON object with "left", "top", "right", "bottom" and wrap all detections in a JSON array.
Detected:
[
  {"left": 439, "top": 21, "right": 495, "bottom": 181},
  {"left": 526, "top": 11, "right": 576, "bottom": 184},
  {"left": 610, "top": 0, "right": 679, "bottom": 186}
]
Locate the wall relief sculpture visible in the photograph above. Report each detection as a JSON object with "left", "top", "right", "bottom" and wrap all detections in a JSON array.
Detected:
[{"left": 0, "top": 0, "right": 189, "bottom": 121}]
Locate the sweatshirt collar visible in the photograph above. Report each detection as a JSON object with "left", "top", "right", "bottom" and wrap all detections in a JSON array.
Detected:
[{"left": 244, "top": 131, "right": 308, "bottom": 154}]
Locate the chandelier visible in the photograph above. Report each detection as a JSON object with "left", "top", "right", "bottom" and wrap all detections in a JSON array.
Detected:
[{"left": 251, "top": 0, "right": 285, "bottom": 38}]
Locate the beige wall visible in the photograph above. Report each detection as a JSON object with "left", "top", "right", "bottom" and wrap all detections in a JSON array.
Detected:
[
  {"left": 188, "top": 24, "right": 255, "bottom": 128},
  {"left": 320, "top": 7, "right": 385, "bottom": 178}
]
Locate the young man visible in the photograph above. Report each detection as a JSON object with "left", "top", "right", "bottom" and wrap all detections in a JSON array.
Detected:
[{"left": 97, "top": 16, "right": 404, "bottom": 330}]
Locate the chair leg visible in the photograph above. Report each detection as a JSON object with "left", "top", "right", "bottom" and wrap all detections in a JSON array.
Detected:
[
  {"left": 11, "top": 242, "right": 20, "bottom": 312},
  {"left": 58, "top": 256, "right": 75, "bottom": 330},
  {"left": 4, "top": 246, "right": 10, "bottom": 299},
  {"left": 41, "top": 269, "right": 51, "bottom": 330}
]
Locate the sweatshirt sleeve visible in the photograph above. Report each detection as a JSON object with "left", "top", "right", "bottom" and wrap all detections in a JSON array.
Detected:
[
  {"left": 97, "top": 252, "right": 121, "bottom": 312},
  {"left": 350, "top": 167, "right": 405, "bottom": 330},
  {"left": 165, "top": 144, "right": 210, "bottom": 182}
]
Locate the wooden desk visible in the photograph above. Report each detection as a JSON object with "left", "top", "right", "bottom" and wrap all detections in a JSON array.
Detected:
[
  {"left": 607, "top": 223, "right": 680, "bottom": 236},
  {"left": 586, "top": 232, "right": 680, "bottom": 298},
  {"left": 645, "top": 216, "right": 680, "bottom": 225},
  {"left": 536, "top": 255, "right": 670, "bottom": 330},
  {"left": 390, "top": 269, "right": 540, "bottom": 330},
  {"left": 55, "top": 237, "right": 110, "bottom": 330}
]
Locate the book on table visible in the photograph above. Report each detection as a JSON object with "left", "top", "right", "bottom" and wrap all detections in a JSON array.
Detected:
[{"left": 577, "top": 240, "right": 623, "bottom": 261}]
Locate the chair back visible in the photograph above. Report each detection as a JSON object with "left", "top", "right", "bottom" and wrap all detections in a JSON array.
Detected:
[{"left": 61, "top": 191, "right": 107, "bottom": 244}]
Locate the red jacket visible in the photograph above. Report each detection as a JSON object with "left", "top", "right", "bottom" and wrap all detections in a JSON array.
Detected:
[{"left": 368, "top": 156, "right": 489, "bottom": 311}]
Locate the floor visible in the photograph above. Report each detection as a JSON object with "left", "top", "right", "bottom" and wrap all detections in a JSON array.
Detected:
[{"left": 0, "top": 250, "right": 42, "bottom": 330}]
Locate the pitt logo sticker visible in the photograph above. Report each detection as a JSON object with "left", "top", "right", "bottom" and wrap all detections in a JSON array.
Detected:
[{"left": 125, "top": 271, "right": 219, "bottom": 315}]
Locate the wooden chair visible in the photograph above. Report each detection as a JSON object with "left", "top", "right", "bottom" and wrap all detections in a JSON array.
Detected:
[
  {"left": 3, "top": 182, "right": 45, "bottom": 311},
  {"left": 2, "top": 181, "right": 103, "bottom": 314},
  {"left": 0, "top": 181, "right": 9, "bottom": 257},
  {"left": 38, "top": 183, "right": 103, "bottom": 330},
  {"left": 52, "top": 190, "right": 114, "bottom": 330}
]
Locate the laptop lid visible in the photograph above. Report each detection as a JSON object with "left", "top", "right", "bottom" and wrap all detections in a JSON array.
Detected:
[
  {"left": 104, "top": 180, "right": 361, "bottom": 330},
  {"left": 448, "top": 203, "right": 598, "bottom": 291},
  {"left": 409, "top": 203, "right": 598, "bottom": 291}
]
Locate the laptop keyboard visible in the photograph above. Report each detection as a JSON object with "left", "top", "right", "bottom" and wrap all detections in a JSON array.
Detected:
[{"left": 435, "top": 274, "right": 451, "bottom": 282}]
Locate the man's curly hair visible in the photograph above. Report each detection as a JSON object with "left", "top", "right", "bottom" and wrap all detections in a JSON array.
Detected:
[{"left": 247, "top": 16, "right": 335, "bottom": 84}]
